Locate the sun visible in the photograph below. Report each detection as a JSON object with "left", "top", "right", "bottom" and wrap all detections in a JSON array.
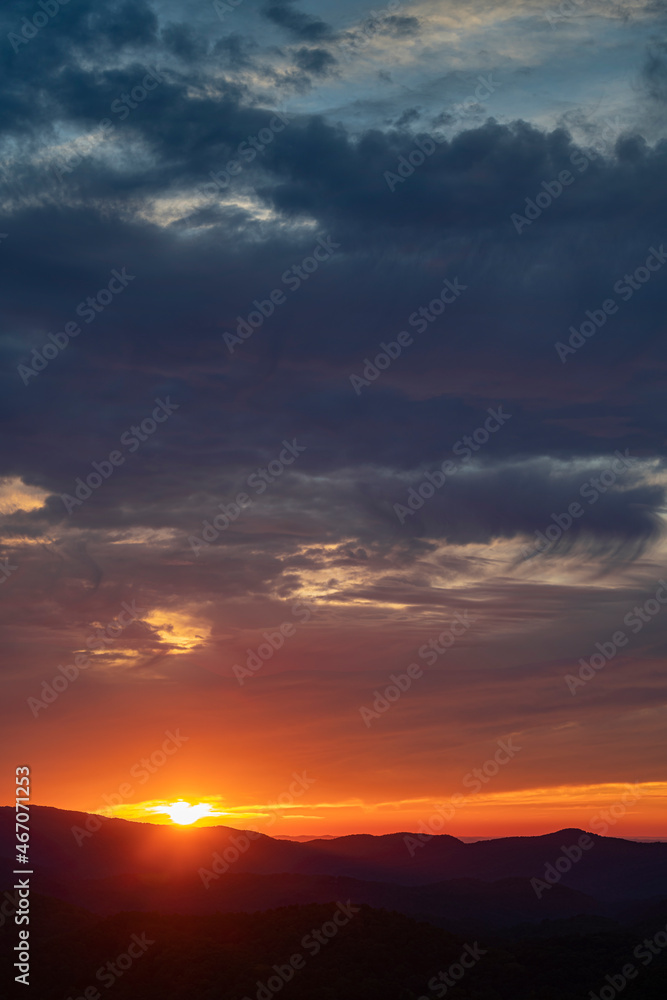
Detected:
[
  {"left": 154, "top": 800, "right": 219, "bottom": 825},
  {"left": 103, "top": 798, "right": 231, "bottom": 826}
]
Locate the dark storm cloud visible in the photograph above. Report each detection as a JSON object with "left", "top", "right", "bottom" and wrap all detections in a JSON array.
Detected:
[
  {"left": 259, "top": 118, "right": 663, "bottom": 239},
  {"left": 1, "top": 0, "right": 158, "bottom": 76},
  {"left": 381, "top": 15, "right": 421, "bottom": 35},
  {"left": 1, "top": 133, "right": 667, "bottom": 512},
  {"left": 160, "top": 21, "right": 209, "bottom": 61},
  {"left": 377, "top": 461, "right": 664, "bottom": 559},
  {"left": 293, "top": 46, "right": 337, "bottom": 75},
  {"left": 336, "top": 10, "right": 421, "bottom": 59},
  {"left": 394, "top": 107, "right": 421, "bottom": 127},
  {"left": 261, "top": 0, "right": 333, "bottom": 40},
  {"left": 0, "top": 0, "right": 666, "bottom": 586}
]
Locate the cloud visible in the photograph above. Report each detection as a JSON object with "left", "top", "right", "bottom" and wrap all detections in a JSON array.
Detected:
[
  {"left": 293, "top": 46, "right": 337, "bottom": 76},
  {"left": 642, "top": 40, "right": 667, "bottom": 101},
  {"left": 261, "top": 0, "right": 333, "bottom": 40},
  {"left": 2, "top": 0, "right": 667, "bottom": 832}
]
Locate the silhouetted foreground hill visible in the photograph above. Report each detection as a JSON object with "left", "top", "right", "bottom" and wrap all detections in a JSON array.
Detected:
[
  {"left": 3, "top": 809, "right": 667, "bottom": 997},
  {"left": 16, "top": 867, "right": 667, "bottom": 935},
  {"left": 2, "top": 894, "right": 667, "bottom": 1000}
]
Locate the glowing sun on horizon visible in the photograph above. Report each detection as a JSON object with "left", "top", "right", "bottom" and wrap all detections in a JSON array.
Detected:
[{"left": 149, "top": 800, "right": 220, "bottom": 825}]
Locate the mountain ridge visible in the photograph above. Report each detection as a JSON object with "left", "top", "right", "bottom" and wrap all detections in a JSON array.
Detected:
[{"left": 3, "top": 805, "right": 667, "bottom": 909}]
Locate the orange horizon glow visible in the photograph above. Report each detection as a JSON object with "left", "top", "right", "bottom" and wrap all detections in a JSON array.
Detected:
[{"left": 18, "top": 780, "right": 666, "bottom": 839}]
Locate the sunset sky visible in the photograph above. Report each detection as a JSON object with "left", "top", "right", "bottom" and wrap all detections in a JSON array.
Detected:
[{"left": 1, "top": 0, "right": 667, "bottom": 839}]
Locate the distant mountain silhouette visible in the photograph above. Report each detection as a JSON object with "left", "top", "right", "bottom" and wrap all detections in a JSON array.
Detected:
[
  {"left": 273, "top": 834, "right": 337, "bottom": 841},
  {"left": 3, "top": 806, "right": 666, "bottom": 894},
  {"left": 2, "top": 806, "right": 667, "bottom": 934}
]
